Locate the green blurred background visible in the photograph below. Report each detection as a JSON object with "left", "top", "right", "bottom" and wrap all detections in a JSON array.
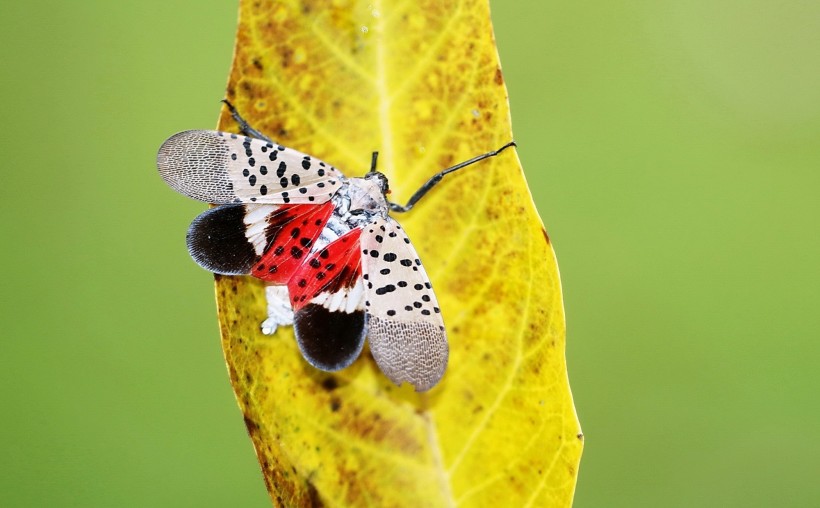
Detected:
[{"left": 1, "top": 1, "right": 818, "bottom": 506}]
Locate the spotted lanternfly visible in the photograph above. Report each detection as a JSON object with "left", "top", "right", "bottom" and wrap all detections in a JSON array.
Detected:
[{"left": 157, "top": 101, "right": 515, "bottom": 391}]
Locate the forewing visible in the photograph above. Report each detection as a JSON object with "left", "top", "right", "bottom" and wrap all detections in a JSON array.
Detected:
[
  {"left": 287, "top": 229, "right": 366, "bottom": 371},
  {"left": 360, "top": 217, "right": 448, "bottom": 391},
  {"left": 158, "top": 130, "right": 344, "bottom": 204},
  {"left": 186, "top": 201, "right": 333, "bottom": 280}
]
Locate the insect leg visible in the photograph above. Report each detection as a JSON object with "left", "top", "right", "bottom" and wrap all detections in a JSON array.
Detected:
[
  {"left": 261, "top": 284, "right": 294, "bottom": 335},
  {"left": 221, "top": 99, "right": 276, "bottom": 143},
  {"left": 389, "top": 141, "right": 517, "bottom": 213}
]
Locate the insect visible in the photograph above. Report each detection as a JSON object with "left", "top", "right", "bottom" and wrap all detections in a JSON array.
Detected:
[{"left": 157, "top": 101, "right": 515, "bottom": 391}]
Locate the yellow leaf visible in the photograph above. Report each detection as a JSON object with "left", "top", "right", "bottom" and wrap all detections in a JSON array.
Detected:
[{"left": 212, "top": 0, "right": 582, "bottom": 505}]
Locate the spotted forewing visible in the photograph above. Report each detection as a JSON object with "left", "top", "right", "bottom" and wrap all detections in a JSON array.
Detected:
[
  {"left": 361, "top": 218, "right": 447, "bottom": 391},
  {"left": 157, "top": 130, "right": 342, "bottom": 204}
]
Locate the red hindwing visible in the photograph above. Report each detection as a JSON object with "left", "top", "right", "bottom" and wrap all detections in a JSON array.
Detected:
[
  {"left": 287, "top": 228, "right": 362, "bottom": 311},
  {"left": 251, "top": 202, "right": 334, "bottom": 283}
]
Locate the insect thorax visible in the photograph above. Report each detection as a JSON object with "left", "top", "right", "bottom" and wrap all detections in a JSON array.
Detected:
[
  {"left": 313, "top": 175, "right": 389, "bottom": 252},
  {"left": 335, "top": 175, "right": 389, "bottom": 224}
]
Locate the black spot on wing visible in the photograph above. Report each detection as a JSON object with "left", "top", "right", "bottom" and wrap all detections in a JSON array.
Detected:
[
  {"left": 186, "top": 204, "right": 256, "bottom": 275},
  {"left": 293, "top": 304, "right": 366, "bottom": 371}
]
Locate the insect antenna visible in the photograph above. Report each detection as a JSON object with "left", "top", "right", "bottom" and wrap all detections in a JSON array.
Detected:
[
  {"left": 369, "top": 151, "right": 379, "bottom": 174},
  {"left": 388, "top": 141, "right": 516, "bottom": 213}
]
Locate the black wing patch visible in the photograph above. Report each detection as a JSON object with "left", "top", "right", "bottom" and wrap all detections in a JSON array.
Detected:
[
  {"left": 186, "top": 204, "right": 256, "bottom": 275},
  {"left": 293, "top": 304, "right": 366, "bottom": 372}
]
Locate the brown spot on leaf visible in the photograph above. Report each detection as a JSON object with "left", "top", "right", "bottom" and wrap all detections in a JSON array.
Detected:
[
  {"left": 329, "top": 396, "right": 341, "bottom": 412},
  {"left": 243, "top": 414, "right": 260, "bottom": 433},
  {"left": 306, "top": 479, "right": 324, "bottom": 507},
  {"left": 321, "top": 377, "right": 339, "bottom": 391}
]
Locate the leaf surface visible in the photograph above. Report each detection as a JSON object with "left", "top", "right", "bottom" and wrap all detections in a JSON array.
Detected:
[{"left": 213, "top": 0, "right": 582, "bottom": 506}]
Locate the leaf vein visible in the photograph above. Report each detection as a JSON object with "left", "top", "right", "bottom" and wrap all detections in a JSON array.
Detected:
[{"left": 446, "top": 227, "right": 535, "bottom": 478}]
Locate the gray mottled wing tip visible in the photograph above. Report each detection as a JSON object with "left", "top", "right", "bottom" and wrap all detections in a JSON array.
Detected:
[
  {"left": 157, "top": 130, "right": 236, "bottom": 203},
  {"left": 367, "top": 315, "right": 449, "bottom": 392}
]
